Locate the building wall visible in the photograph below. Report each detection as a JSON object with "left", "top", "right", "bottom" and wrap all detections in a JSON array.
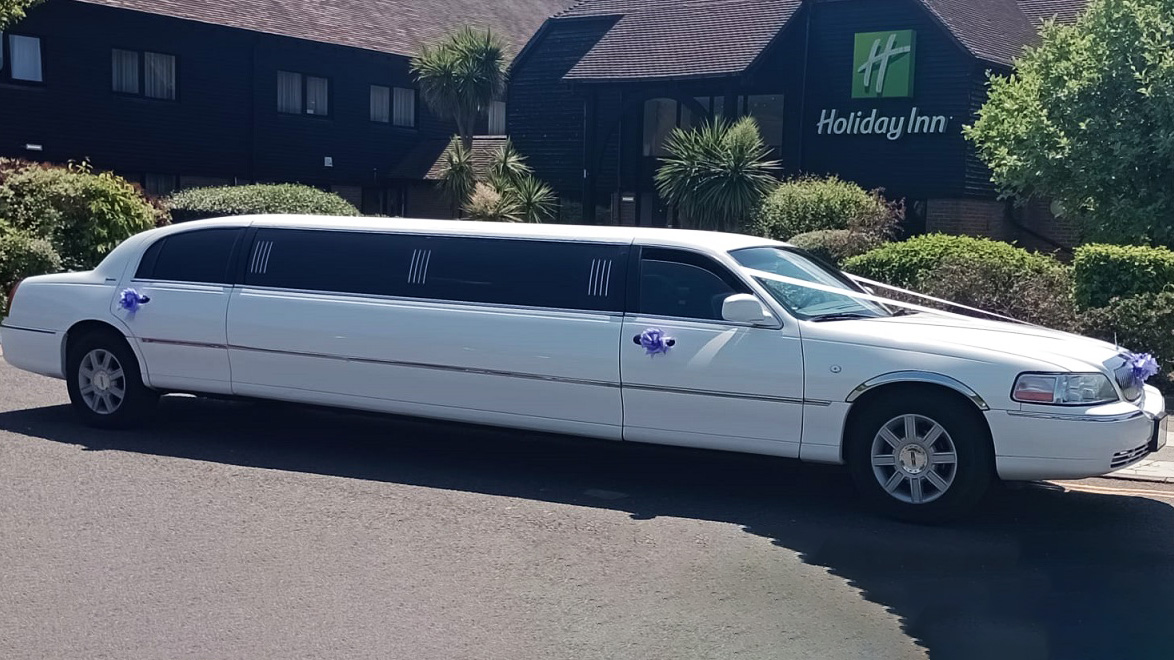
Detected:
[
  {"left": 797, "top": 0, "right": 982, "bottom": 201},
  {"left": 925, "top": 198, "right": 1014, "bottom": 240},
  {"left": 1, "top": 0, "right": 455, "bottom": 192},
  {"left": 508, "top": 17, "right": 618, "bottom": 203}
]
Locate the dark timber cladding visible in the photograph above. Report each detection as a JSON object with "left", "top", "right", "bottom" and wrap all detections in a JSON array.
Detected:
[
  {"left": 507, "top": 0, "right": 1088, "bottom": 227},
  {"left": 0, "top": 0, "right": 571, "bottom": 216}
]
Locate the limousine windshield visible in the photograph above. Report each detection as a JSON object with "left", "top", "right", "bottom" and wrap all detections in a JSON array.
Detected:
[{"left": 731, "top": 246, "right": 892, "bottom": 320}]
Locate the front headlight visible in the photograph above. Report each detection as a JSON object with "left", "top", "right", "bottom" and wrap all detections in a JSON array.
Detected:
[{"left": 1012, "top": 372, "right": 1119, "bottom": 406}]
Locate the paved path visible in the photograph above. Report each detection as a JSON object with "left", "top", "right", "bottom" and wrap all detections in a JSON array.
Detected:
[{"left": 3, "top": 361, "right": 1174, "bottom": 659}]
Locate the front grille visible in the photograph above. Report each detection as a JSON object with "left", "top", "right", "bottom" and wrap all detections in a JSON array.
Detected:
[{"left": 1111, "top": 443, "right": 1150, "bottom": 469}]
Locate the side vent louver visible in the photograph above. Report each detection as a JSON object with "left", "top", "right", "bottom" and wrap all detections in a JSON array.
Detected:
[
  {"left": 408, "top": 249, "right": 432, "bottom": 285},
  {"left": 588, "top": 259, "right": 612, "bottom": 297},
  {"left": 250, "top": 240, "right": 274, "bottom": 275}
]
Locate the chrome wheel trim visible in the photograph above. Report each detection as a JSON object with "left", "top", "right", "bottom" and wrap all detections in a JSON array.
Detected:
[
  {"left": 870, "top": 414, "right": 958, "bottom": 505},
  {"left": 78, "top": 349, "right": 126, "bottom": 415}
]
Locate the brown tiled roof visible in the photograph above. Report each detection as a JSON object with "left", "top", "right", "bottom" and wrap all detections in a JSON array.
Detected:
[
  {"left": 72, "top": 0, "right": 576, "bottom": 57},
  {"left": 565, "top": 0, "right": 802, "bottom": 81},
  {"left": 1017, "top": 0, "right": 1089, "bottom": 24},
  {"left": 554, "top": 0, "right": 1089, "bottom": 81}
]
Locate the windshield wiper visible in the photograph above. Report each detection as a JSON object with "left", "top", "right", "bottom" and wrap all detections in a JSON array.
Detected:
[{"left": 809, "top": 312, "right": 875, "bottom": 322}]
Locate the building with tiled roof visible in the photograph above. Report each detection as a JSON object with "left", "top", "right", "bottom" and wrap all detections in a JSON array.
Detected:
[
  {"left": 509, "top": 0, "right": 1089, "bottom": 244},
  {"left": 1, "top": 0, "right": 573, "bottom": 217}
]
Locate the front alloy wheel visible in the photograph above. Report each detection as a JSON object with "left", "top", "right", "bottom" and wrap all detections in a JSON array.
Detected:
[
  {"left": 847, "top": 390, "right": 993, "bottom": 523},
  {"left": 870, "top": 414, "right": 958, "bottom": 505}
]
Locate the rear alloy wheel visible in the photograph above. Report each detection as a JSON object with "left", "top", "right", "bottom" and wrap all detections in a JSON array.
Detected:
[
  {"left": 66, "top": 331, "right": 157, "bottom": 428},
  {"left": 847, "top": 391, "right": 992, "bottom": 523}
]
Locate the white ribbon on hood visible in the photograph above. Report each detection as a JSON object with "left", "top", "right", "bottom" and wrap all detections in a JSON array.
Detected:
[{"left": 740, "top": 267, "right": 1036, "bottom": 327}]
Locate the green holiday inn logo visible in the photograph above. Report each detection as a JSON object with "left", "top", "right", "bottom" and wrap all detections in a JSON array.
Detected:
[{"left": 852, "top": 30, "right": 916, "bottom": 98}]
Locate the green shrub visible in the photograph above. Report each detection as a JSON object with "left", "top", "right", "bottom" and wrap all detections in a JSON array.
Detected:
[
  {"left": 1080, "top": 291, "right": 1174, "bottom": 394},
  {"left": 167, "top": 184, "right": 360, "bottom": 222},
  {"left": 788, "top": 229, "right": 883, "bottom": 267},
  {"left": 0, "top": 161, "right": 158, "bottom": 270},
  {"left": 1072, "top": 244, "right": 1174, "bottom": 309},
  {"left": 916, "top": 253, "right": 1078, "bottom": 331},
  {"left": 842, "top": 234, "right": 1063, "bottom": 290},
  {"left": 754, "top": 176, "right": 899, "bottom": 241},
  {"left": 0, "top": 225, "right": 62, "bottom": 314}
]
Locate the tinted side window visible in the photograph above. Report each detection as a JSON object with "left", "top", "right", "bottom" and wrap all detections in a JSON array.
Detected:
[
  {"left": 244, "top": 229, "right": 415, "bottom": 296},
  {"left": 243, "top": 230, "right": 627, "bottom": 312},
  {"left": 638, "top": 248, "right": 750, "bottom": 320},
  {"left": 137, "top": 228, "right": 241, "bottom": 284},
  {"left": 416, "top": 237, "right": 627, "bottom": 311}
]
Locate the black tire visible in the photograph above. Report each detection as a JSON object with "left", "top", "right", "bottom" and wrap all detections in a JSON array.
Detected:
[
  {"left": 65, "top": 329, "right": 158, "bottom": 429},
  {"left": 846, "top": 389, "right": 993, "bottom": 523}
]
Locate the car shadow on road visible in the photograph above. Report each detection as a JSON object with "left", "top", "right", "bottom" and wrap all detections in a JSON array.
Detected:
[{"left": 2, "top": 397, "right": 1172, "bottom": 660}]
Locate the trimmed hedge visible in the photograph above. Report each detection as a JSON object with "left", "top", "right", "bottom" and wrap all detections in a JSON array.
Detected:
[
  {"left": 167, "top": 184, "right": 360, "bottom": 222},
  {"left": 1081, "top": 291, "right": 1174, "bottom": 394},
  {"left": 842, "top": 234, "right": 1064, "bottom": 290},
  {"left": 754, "top": 176, "right": 898, "bottom": 241},
  {"left": 788, "top": 229, "right": 883, "bottom": 267},
  {"left": 1072, "top": 244, "right": 1174, "bottom": 309},
  {"left": 917, "top": 253, "right": 1078, "bottom": 331},
  {"left": 0, "top": 161, "right": 158, "bottom": 270}
]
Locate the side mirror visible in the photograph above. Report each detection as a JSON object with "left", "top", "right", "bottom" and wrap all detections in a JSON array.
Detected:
[{"left": 722, "top": 294, "right": 773, "bottom": 325}]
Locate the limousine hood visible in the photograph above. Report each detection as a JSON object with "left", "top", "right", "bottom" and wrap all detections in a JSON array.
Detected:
[{"left": 818, "top": 313, "right": 1123, "bottom": 373}]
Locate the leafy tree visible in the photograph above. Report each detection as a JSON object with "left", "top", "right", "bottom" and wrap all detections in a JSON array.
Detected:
[
  {"left": 655, "top": 117, "right": 780, "bottom": 232},
  {"left": 0, "top": 0, "right": 43, "bottom": 29},
  {"left": 411, "top": 27, "right": 507, "bottom": 150},
  {"left": 966, "top": 0, "right": 1174, "bottom": 245}
]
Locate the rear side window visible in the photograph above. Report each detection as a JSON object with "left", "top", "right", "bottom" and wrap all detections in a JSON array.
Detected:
[
  {"left": 242, "top": 229, "right": 628, "bottom": 312},
  {"left": 416, "top": 236, "right": 627, "bottom": 312},
  {"left": 637, "top": 248, "right": 751, "bottom": 320},
  {"left": 136, "top": 228, "right": 242, "bottom": 284}
]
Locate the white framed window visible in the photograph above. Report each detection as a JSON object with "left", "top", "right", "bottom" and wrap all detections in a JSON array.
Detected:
[
  {"left": 112, "top": 48, "right": 139, "bottom": 94},
  {"left": 7, "top": 34, "right": 43, "bottom": 82},
  {"left": 112, "top": 49, "right": 176, "bottom": 99},
  {"left": 144, "top": 52, "right": 176, "bottom": 100},
  {"left": 305, "top": 75, "right": 329, "bottom": 116},
  {"left": 487, "top": 100, "right": 506, "bottom": 135},
  {"left": 277, "top": 70, "right": 302, "bottom": 114},
  {"left": 370, "top": 85, "right": 390, "bottom": 123},
  {"left": 392, "top": 87, "right": 415, "bottom": 128}
]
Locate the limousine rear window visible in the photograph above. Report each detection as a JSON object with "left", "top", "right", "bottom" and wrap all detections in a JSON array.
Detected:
[
  {"left": 242, "top": 229, "right": 628, "bottom": 312},
  {"left": 136, "top": 228, "right": 242, "bottom": 284}
]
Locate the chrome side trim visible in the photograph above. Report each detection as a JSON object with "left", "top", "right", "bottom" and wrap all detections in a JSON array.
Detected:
[
  {"left": 1006, "top": 410, "right": 1145, "bottom": 423},
  {"left": 0, "top": 323, "right": 56, "bottom": 335},
  {"left": 623, "top": 382, "right": 830, "bottom": 406},
  {"left": 845, "top": 370, "right": 990, "bottom": 411},
  {"left": 228, "top": 343, "right": 621, "bottom": 389},
  {"left": 140, "top": 338, "right": 228, "bottom": 350}
]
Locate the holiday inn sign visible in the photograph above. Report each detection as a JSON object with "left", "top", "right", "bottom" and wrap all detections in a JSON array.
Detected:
[{"left": 816, "top": 29, "right": 950, "bottom": 140}]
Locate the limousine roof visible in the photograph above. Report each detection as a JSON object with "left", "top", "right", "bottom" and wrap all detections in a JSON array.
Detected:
[{"left": 171, "top": 215, "right": 783, "bottom": 253}]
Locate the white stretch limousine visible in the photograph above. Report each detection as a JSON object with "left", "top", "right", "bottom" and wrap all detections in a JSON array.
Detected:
[{"left": 2, "top": 217, "right": 1167, "bottom": 520}]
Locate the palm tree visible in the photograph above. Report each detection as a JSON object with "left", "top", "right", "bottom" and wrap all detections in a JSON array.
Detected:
[
  {"left": 411, "top": 27, "right": 507, "bottom": 150},
  {"left": 438, "top": 136, "right": 475, "bottom": 212},
  {"left": 654, "top": 117, "right": 780, "bottom": 232},
  {"left": 507, "top": 174, "right": 557, "bottom": 223}
]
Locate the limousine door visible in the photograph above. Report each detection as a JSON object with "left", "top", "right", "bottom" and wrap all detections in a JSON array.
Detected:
[
  {"left": 113, "top": 227, "right": 241, "bottom": 394},
  {"left": 226, "top": 228, "right": 629, "bottom": 439},
  {"left": 620, "top": 247, "right": 804, "bottom": 457}
]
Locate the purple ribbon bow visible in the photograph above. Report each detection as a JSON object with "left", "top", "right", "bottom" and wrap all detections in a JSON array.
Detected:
[
  {"left": 640, "top": 327, "right": 674, "bottom": 356},
  {"left": 118, "top": 288, "right": 151, "bottom": 313},
  {"left": 1126, "top": 351, "right": 1160, "bottom": 386}
]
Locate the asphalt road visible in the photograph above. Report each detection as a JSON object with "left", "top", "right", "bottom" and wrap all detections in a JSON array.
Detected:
[{"left": 2, "top": 360, "right": 1173, "bottom": 660}]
